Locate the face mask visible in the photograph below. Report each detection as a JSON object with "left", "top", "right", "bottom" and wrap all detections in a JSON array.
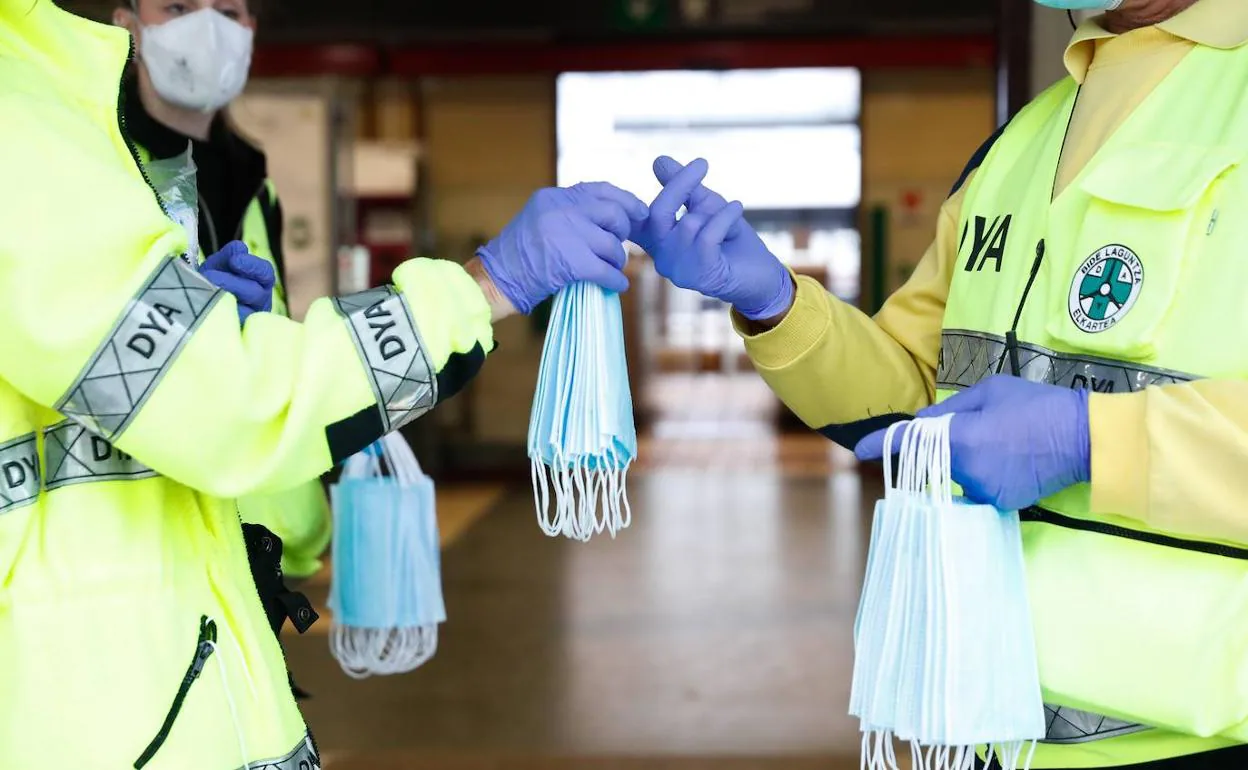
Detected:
[
  {"left": 850, "top": 415, "right": 1047, "bottom": 770},
  {"left": 329, "top": 433, "right": 444, "bottom": 679},
  {"left": 138, "top": 9, "right": 254, "bottom": 113},
  {"left": 1032, "top": 0, "right": 1123, "bottom": 9},
  {"left": 528, "top": 281, "right": 637, "bottom": 542}
]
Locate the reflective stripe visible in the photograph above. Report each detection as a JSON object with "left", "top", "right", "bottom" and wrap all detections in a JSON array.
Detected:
[
  {"left": 0, "top": 433, "right": 40, "bottom": 517},
  {"left": 332, "top": 286, "right": 437, "bottom": 433},
  {"left": 1044, "top": 705, "right": 1151, "bottom": 744},
  {"left": 938, "top": 329, "right": 1195, "bottom": 393},
  {"left": 234, "top": 735, "right": 319, "bottom": 770},
  {"left": 42, "top": 420, "right": 156, "bottom": 491},
  {"left": 56, "top": 258, "right": 223, "bottom": 440}
]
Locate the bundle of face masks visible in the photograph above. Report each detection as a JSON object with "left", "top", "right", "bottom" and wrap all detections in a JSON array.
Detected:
[
  {"left": 328, "top": 431, "right": 445, "bottom": 678},
  {"left": 850, "top": 414, "right": 1046, "bottom": 770},
  {"left": 528, "top": 281, "right": 637, "bottom": 541}
]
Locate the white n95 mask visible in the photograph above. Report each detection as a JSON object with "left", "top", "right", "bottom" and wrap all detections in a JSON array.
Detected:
[{"left": 139, "top": 9, "right": 254, "bottom": 113}]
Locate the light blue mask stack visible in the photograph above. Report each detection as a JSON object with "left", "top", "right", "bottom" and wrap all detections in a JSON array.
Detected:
[
  {"left": 528, "top": 281, "right": 638, "bottom": 541},
  {"left": 849, "top": 414, "right": 1046, "bottom": 770},
  {"left": 328, "top": 432, "right": 446, "bottom": 678}
]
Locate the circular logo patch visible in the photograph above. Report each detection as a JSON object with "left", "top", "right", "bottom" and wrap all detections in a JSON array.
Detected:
[{"left": 1068, "top": 244, "right": 1144, "bottom": 334}]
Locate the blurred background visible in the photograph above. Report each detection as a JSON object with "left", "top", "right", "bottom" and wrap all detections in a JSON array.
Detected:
[{"left": 59, "top": 1, "right": 1086, "bottom": 767}]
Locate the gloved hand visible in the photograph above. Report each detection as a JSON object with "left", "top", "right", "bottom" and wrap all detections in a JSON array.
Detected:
[
  {"left": 477, "top": 182, "right": 648, "bottom": 314},
  {"left": 634, "top": 156, "right": 793, "bottom": 321},
  {"left": 199, "top": 241, "right": 276, "bottom": 325},
  {"left": 854, "top": 376, "right": 1091, "bottom": 511}
]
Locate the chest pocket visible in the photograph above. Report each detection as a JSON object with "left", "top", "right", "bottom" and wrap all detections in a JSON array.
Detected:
[{"left": 1045, "top": 143, "right": 1242, "bottom": 361}]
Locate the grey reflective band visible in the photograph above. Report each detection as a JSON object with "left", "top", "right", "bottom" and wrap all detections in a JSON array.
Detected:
[
  {"left": 232, "top": 735, "right": 319, "bottom": 770},
  {"left": 56, "top": 258, "right": 223, "bottom": 440},
  {"left": 43, "top": 420, "right": 157, "bottom": 491},
  {"left": 938, "top": 329, "right": 1195, "bottom": 393},
  {"left": 1043, "top": 705, "right": 1149, "bottom": 744},
  {"left": 333, "top": 286, "right": 437, "bottom": 433},
  {"left": 0, "top": 433, "right": 40, "bottom": 517}
]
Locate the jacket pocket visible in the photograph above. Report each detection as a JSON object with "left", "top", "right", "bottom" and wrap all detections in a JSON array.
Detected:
[
  {"left": 1046, "top": 143, "right": 1242, "bottom": 360},
  {"left": 133, "top": 616, "right": 216, "bottom": 769}
]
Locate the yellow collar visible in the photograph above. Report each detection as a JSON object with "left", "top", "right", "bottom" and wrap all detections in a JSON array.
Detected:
[{"left": 1064, "top": 0, "right": 1248, "bottom": 82}]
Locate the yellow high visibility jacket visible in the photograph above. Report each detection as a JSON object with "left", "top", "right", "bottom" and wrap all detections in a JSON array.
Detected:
[
  {"left": 937, "top": 38, "right": 1248, "bottom": 763},
  {"left": 0, "top": 3, "right": 493, "bottom": 768},
  {"left": 132, "top": 133, "right": 331, "bottom": 580}
]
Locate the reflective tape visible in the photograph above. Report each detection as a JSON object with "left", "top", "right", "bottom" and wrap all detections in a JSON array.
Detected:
[
  {"left": 938, "top": 329, "right": 1194, "bottom": 393},
  {"left": 1044, "top": 705, "right": 1150, "bottom": 744},
  {"left": 333, "top": 286, "right": 437, "bottom": 433},
  {"left": 236, "top": 735, "right": 320, "bottom": 770},
  {"left": 43, "top": 420, "right": 156, "bottom": 491},
  {"left": 56, "top": 258, "right": 223, "bottom": 440},
  {"left": 0, "top": 433, "right": 40, "bottom": 517}
]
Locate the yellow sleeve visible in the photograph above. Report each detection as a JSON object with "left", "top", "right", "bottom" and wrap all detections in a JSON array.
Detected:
[
  {"left": 734, "top": 181, "right": 969, "bottom": 447},
  {"left": 0, "top": 94, "right": 493, "bottom": 499},
  {"left": 1090, "top": 382, "right": 1248, "bottom": 545}
]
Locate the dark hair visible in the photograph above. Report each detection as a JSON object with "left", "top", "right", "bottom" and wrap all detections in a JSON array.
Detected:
[{"left": 118, "top": 0, "right": 262, "bottom": 15}]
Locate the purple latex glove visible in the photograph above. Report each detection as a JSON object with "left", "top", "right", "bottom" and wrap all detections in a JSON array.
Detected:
[
  {"left": 635, "top": 156, "right": 793, "bottom": 321},
  {"left": 854, "top": 376, "right": 1091, "bottom": 511},
  {"left": 477, "top": 182, "right": 648, "bottom": 314},
  {"left": 199, "top": 240, "right": 275, "bottom": 325}
]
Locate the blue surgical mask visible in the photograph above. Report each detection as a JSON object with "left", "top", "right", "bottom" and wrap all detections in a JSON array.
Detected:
[
  {"left": 1033, "top": 0, "right": 1123, "bottom": 9},
  {"left": 850, "top": 416, "right": 1046, "bottom": 770},
  {"left": 528, "top": 282, "right": 637, "bottom": 541}
]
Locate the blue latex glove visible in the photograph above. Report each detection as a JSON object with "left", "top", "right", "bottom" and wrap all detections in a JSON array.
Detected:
[
  {"left": 199, "top": 241, "right": 275, "bottom": 325},
  {"left": 478, "top": 182, "right": 648, "bottom": 314},
  {"left": 635, "top": 156, "right": 794, "bottom": 321},
  {"left": 854, "top": 376, "right": 1091, "bottom": 511}
]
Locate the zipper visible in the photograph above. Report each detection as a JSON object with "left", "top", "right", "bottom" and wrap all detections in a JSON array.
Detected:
[
  {"left": 117, "top": 38, "right": 168, "bottom": 221},
  {"left": 1022, "top": 507, "right": 1248, "bottom": 561},
  {"left": 134, "top": 616, "right": 217, "bottom": 769},
  {"left": 998, "top": 238, "right": 1046, "bottom": 376}
]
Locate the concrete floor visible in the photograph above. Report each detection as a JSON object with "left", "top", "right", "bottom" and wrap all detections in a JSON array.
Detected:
[{"left": 285, "top": 375, "right": 893, "bottom": 769}]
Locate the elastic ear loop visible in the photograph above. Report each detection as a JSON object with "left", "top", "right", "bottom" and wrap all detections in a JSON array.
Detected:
[{"left": 881, "top": 419, "right": 907, "bottom": 494}]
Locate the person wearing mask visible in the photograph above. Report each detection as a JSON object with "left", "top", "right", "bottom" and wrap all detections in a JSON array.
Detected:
[
  {"left": 638, "top": 0, "right": 1248, "bottom": 767},
  {"left": 0, "top": 1, "right": 645, "bottom": 767},
  {"left": 113, "top": 0, "right": 331, "bottom": 593}
]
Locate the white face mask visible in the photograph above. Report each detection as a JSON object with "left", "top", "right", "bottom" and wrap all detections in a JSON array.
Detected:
[{"left": 138, "top": 9, "right": 254, "bottom": 113}]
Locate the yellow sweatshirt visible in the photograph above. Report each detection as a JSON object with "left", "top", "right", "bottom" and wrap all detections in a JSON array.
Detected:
[{"left": 739, "top": 0, "right": 1248, "bottom": 549}]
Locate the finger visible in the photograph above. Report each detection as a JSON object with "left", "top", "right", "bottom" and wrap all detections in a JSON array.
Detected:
[
  {"left": 570, "top": 214, "right": 628, "bottom": 269},
  {"left": 854, "top": 425, "right": 901, "bottom": 462},
  {"left": 652, "top": 156, "right": 744, "bottom": 239},
  {"left": 199, "top": 240, "right": 248, "bottom": 273},
  {"left": 228, "top": 253, "right": 276, "bottom": 290},
  {"left": 695, "top": 200, "right": 745, "bottom": 250},
  {"left": 201, "top": 270, "right": 269, "bottom": 310},
  {"left": 572, "top": 182, "right": 649, "bottom": 224},
  {"left": 577, "top": 200, "right": 633, "bottom": 243},
  {"left": 648, "top": 158, "right": 709, "bottom": 237},
  {"left": 580, "top": 261, "right": 630, "bottom": 294},
  {"left": 653, "top": 156, "right": 727, "bottom": 211}
]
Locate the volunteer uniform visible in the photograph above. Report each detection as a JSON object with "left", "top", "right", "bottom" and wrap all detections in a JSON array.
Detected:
[
  {"left": 737, "top": 2, "right": 1248, "bottom": 767},
  {"left": 125, "top": 75, "right": 333, "bottom": 582},
  {"left": 0, "top": 3, "right": 493, "bottom": 767}
]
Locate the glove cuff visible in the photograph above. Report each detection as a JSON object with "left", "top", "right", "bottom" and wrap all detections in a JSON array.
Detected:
[
  {"left": 735, "top": 266, "right": 796, "bottom": 321},
  {"left": 475, "top": 245, "right": 533, "bottom": 315},
  {"left": 1072, "top": 386, "right": 1092, "bottom": 485}
]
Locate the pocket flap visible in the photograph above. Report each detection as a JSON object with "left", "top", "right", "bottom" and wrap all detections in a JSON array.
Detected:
[{"left": 1081, "top": 143, "right": 1243, "bottom": 211}]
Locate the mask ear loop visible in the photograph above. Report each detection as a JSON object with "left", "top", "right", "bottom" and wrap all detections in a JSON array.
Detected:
[{"left": 882, "top": 419, "right": 907, "bottom": 495}]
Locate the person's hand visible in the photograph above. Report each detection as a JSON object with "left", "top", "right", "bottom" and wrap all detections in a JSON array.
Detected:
[
  {"left": 635, "top": 156, "right": 793, "bottom": 321},
  {"left": 199, "top": 241, "right": 275, "bottom": 326},
  {"left": 854, "top": 376, "right": 1091, "bottom": 511},
  {"left": 477, "top": 183, "right": 648, "bottom": 315}
]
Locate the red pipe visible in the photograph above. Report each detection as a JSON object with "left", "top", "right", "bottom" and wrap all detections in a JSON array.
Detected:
[{"left": 251, "top": 35, "right": 994, "bottom": 78}]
